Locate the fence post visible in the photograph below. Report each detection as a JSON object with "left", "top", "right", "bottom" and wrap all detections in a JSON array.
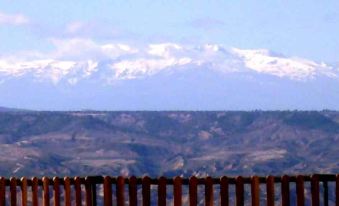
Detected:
[
  {"left": 53, "top": 177, "right": 60, "bottom": 206},
  {"left": 117, "top": 176, "right": 125, "bottom": 206},
  {"left": 142, "top": 176, "right": 151, "bottom": 206},
  {"left": 251, "top": 176, "right": 259, "bottom": 206},
  {"left": 158, "top": 176, "right": 167, "bottom": 206},
  {"left": 43, "top": 177, "right": 50, "bottom": 206},
  {"left": 129, "top": 176, "right": 137, "bottom": 206},
  {"left": 235, "top": 176, "right": 244, "bottom": 206},
  {"left": 10, "top": 177, "right": 16, "bottom": 206},
  {"left": 205, "top": 176, "right": 214, "bottom": 206},
  {"left": 173, "top": 176, "right": 182, "bottom": 206},
  {"left": 266, "top": 176, "right": 275, "bottom": 206},
  {"left": 296, "top": 175, "right": 304, "bottom": 206},
  {"left": 189, "top": 176, "right": 198, "bottom": 206},
  {"left": 74, "top": 177, "right": 82, "bottom": 206},
  {"left": 336, "top": 174, "right": 339, "bottom": 206},
  {"left": 64, "top": 177, "right": 71, "bottom": 206},
  {"left": 281, "top": 175, "right": 290, "bottom": 206},
  {"left": 103, "top": 176, "right": 112, "bottom": 206},
  {"left": 21, "top": 177, "right": 28, "bottom": 206},
  {"left": 220, "top": 176, "right": 229, "bottom": 206},
  {"left": 311, "top": 175, "right": 319, "bottom": 206},
  {"left": 0, "top": 177, "right": 5, "bottom": 206},
  {"left": 85, "top": 177, "right": 93, "bottom": 206}
]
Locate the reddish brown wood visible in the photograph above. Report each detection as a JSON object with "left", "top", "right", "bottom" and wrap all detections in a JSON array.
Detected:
[
  {"left": 116, "top": 176, "right": 125, "bottom": 206},
  {"left": 10, "top": 177, "right": 16, "bottom": 206},
  {"left": 0, "top": 177, "right": 5, "bottom": 206},
  {"left": 158, "top": 176, "right": 166, "bottom": 206},
  {"left": 296, "top": 175, "right": 304, "bottom": 206},
  {"left": 85, "top": 177, "right": 93, "bottom": 206},
  {"left": 189, "top": 176, "right": 198, "bottom": 206},
  {"left": 281, "top": 175, "right": 290, "bottom": 206},
  {"left": 64, "top": 177, "right": 71, "bottom": 206},
  {"left": 103, "top": 176, "right": 112, "bottom": 206},
  {"left": 173, "top": 176, "right": 182, "bottom": 206},
  {"left": 53, "top": 177, "right": 60, "bottom": 206},
  {"left": 205, "top": 177, "right": 214, "bottom": 206},
  {"left": 311, "top": 175, "right": 319, "bottom": 206},
  {"left": 251, "top": 176, "right": 259, "bottom": 206},
  {"left": 220, "top": 176, "right": 229, "bottom": 206},
  {"left": 42, "top": 177, "right": 50, "bottom": 206},
  {"left": 129, "top": 176, "right": 137, "bottom": 206},
  {"left": 336, "top": 174, "right": 339, "bottom": 206},
  {"left": 74, "top": 177, "right": 82, "bottom": 206},
  {"left": 142, "top": 176, "right": 151, "bottom": 206},
  {"left": 266, "top": 176, "right": 275, "bottom": 206},
  {"left": 21, "top": 177, "right": 28, "bottom": 206},
  {"left": 235, "top": 176, "right": 244, "bottom": 206},
  {"left": 32, "top": 177, "right": 39, "bottom": 206}
]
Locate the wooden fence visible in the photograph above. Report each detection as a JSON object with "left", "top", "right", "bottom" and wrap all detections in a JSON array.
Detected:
[{"left": 0, "top": 174, "right": 338, "bottom": 206}]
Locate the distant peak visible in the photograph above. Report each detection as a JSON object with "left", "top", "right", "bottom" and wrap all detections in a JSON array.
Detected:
[{"left": 0, "top": 41, "right": 337, "bottom": 84}]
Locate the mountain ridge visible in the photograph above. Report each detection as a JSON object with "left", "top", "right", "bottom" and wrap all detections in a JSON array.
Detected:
[
  {"left": 0, "top": 111, "right": 338, "bottom": 177},
  {"left": 1, "top": 42, "right": 338, "bottom": 110}
]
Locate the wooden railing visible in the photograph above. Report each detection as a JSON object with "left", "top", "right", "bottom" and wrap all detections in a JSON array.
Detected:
[{"left": 0, "top": 174, "right": 338, "bottom": 206}]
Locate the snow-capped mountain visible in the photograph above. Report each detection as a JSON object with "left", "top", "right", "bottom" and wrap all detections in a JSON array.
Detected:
[{"left": 0, "top": 41, "right": 338, "bottom": 110}]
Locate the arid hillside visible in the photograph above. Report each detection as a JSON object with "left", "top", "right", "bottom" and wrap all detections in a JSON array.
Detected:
[{"left": 0, "top": 111, "right": 338, "bottom": 177}]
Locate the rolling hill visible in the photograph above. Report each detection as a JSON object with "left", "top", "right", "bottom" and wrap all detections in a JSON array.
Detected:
[{"left": 0, "top": 111, "right": 337, "bottom": 177}]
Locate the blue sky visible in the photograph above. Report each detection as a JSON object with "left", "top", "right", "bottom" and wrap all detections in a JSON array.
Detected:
[{"left": 1, "top": 0, "right": 339, "bottom": 62}]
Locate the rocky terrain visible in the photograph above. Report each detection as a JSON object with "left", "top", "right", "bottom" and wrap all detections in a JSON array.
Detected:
[{"left": 0, "top": 110, "right": 338, "bottom": 177}]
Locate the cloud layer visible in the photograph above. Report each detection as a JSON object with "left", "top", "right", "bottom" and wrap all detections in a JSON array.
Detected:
[{"left": 0, "top": 12, "right": 29, "bottom": 25}]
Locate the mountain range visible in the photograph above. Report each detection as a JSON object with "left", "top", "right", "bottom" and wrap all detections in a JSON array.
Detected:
[{"left": 0, "top": 42, "right": 338, "bottom": 110}]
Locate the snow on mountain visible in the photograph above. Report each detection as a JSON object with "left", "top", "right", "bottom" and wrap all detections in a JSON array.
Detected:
[
  {"left": 0, "top": 41, "right": 337, "bottom": 84},
  {"left": 0, "top": 41, "right": 338, "bottom": 110}
]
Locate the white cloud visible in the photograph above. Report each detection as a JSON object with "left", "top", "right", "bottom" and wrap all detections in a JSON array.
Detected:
[
  {"left": 0, "top": 12, "right": 29, "bottom": 25},
  {"left": 50, "top": 38, "right": 137, "bottom": 60},
  {"left": 63, "top": 21, "right": 121, "bottom": 39}
]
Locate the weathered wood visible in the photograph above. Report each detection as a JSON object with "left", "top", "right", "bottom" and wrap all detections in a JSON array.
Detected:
[
  {"left": 129, "top": 176, "right": 137, "bottom": 206},
  {"left": 53, "top": 177, "right": 60, "bottom": 206},
  {"left": 296, "top": 175, "right": 304, "bottom": 206},
  {"left": 281, "top": 175, "right": 290, "bottom": 206},
  {"left": 64, "top": 177, "right": 71, "bottom": 206},
  {"left": 74, "top": 177, "right": 82, "bottom": 206},
  {"left": 205, "top": 177, "right": 213, "bottom": 206},
  {"left": 235, "top": 176, "right": 244, "bottom": 206},
  {"left": 10, "top": 177, "right": 16, "bottom": 206},
  {"left": 251, "top": 176, "right": 259, "bottom": 206},
  {"left": 21, "top": 177, "right": 28, "bottom": 206},
  {"left": 32, "top": 177, "right": 39, "bottom": 206},
  {"left": 42, "top": 177, "right": 50, "bottom": 206},
  {"left": 220, "top": 176, "right": 228, "bottom": 206},
  {"left": 311, "top": 175, "right": 319, "bottom": 206},
  {"left": 266, "top": 176, "right": 275, "bottom": 206},
  {"left": 158, "top": 176, "right": 166, "bottom": 206},
  {"left": 85, "top": 177, "right": 93, "bottom": 206},
  {"left": 103, "top": 176, "right": 112, "bottom": 206},
  {"left": 0, "top": 177, "right": 5, "bottom": 206},
  {"left": 142, "top": 176, "right": 151, "bottom": 206},
  {"left": 116, "top": 176, "right": 125, "bottom": 206},
  {"left": 173, "top": 176, "right": 182, "bottom": 206},
  {"left": 189, "top": 176, "right": 198, "bottom": 206}
]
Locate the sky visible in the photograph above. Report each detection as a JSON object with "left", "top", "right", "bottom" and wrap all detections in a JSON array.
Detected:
[{"left": 1, "top": 0, "right": 339, "bottom": 62}]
